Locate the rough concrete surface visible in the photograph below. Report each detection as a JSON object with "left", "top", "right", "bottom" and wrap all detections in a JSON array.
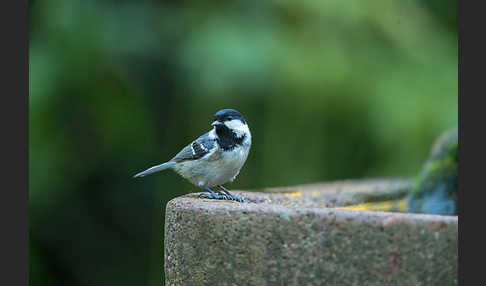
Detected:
[{"left": 164, "top": 179, "right": 457, "bottom": 286}]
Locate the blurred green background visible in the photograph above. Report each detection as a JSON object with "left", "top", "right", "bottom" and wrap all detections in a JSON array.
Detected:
[{"left": 29, "top": 0, "right": 457, "bottom": 285}]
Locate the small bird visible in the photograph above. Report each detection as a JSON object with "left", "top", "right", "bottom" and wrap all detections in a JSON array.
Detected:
[{"left": 133, "top": 109, "right": 251, "bottom": 202}]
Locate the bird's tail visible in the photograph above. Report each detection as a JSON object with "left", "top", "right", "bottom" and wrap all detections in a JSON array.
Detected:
[{"left": 133, "top": 161, "right": 175, "bottom": 178}]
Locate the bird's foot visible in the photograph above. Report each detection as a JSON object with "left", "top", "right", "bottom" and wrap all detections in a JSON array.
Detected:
[
  {"left": 199, "top": 192, "right": 228, "bottom": 200},
  {"left": 223, "top": 192, "right": 244, "bottom": 202},
  {"left": 218, "top": 186, "right": 244, "bottom": 202},
  {"left": 230, "top": 194, "right": 244, "bottom": 202}
]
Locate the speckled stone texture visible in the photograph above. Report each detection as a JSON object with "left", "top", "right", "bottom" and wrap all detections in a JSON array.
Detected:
[{"left": 164, "top": 179, "right": 457, "bottom": 286}]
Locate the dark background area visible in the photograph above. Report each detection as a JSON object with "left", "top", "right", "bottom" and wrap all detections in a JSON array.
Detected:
[{"left": 29, "top": 0, "right": 457, "bottom": 285}]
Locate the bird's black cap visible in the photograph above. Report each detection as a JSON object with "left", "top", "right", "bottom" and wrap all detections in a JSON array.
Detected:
[{"left": 213, "top": 109, "right": 246, "bottom": 124}]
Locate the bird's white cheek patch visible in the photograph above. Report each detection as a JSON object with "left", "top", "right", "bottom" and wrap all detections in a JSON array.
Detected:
[
  {"left": 224, "top": 119, "right": 244, "bottom": 130},
  {"left": 225, "top": 120, "right": 250, "bottom": 136}
]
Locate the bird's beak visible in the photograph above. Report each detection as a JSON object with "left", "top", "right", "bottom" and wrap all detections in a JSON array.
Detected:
[{"left": 212, "top": 121, "right": 223, "bottom": 127}]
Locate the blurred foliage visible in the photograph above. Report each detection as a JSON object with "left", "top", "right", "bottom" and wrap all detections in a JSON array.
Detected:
[{"left": 29, "top": 0, "right": 457, "bottom": 285}]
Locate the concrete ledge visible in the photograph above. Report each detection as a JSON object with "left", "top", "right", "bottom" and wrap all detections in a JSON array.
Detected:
[{"left": 164, "top": 179, "right": 457, "bottom": 285}]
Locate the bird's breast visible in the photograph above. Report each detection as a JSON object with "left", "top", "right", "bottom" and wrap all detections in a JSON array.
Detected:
[
  {"left": 204, "top": 144, "right": 249, "bottom": 186},
  {"left": 218, "top": 145, "right": 249, "bottom": 171}
]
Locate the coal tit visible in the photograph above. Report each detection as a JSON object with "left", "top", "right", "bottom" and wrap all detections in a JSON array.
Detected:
[{"left": 133, "top": 109, "right": 251, "bottom": 202}]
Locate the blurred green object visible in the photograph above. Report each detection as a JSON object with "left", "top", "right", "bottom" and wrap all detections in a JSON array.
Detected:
[
  {"left": 408, "top": 129, "right": 458, "bottom": 215},
  {"left": 29, "top": 0, "right": 457, "bottom": 285}
]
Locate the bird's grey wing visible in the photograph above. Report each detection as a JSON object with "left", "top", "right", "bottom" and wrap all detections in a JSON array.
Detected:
[{"left": 171, "top": 132, "right": 216, "bottom": 163}]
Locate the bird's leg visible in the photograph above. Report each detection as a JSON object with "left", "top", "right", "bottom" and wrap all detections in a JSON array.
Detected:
[
  {"left": 198, "top": 184, "right": 228, "bottom": 200},
  {"left": 218, "top": 185, "right": 244, "bottom": 202}
]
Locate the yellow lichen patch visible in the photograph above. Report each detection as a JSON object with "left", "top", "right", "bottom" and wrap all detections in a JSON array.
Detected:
[
  {"left": 285, "top": 192, "right": 302, "bottom": 197},
  {"left": 335, "top": 199, "right": 408, "bottom": 212}
]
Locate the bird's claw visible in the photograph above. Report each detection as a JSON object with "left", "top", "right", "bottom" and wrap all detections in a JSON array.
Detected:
[
  {"left": 199, "top": 192, "right": 227, "bottom": 200},
  {"left": 233, "top": 195, "right": 244, "bottom": 203},
  {"left": 199, "top": 192, "right": 244, "bottom": 202},
  {"left": 225, "top": 193, "right": 244, "bottom": 202},
  {"left": 219, "top": 193, "right": 230, "bottom": 200}
]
